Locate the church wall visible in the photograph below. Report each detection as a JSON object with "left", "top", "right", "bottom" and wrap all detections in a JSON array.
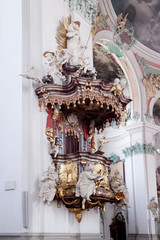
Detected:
[{"left": 0, "top": 0, "right": 23, "bottom": 234}]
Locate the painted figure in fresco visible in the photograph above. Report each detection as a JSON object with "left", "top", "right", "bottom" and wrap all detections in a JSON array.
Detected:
[
  {"left": 76, "top": 165, "right": 103, "bottom": 209},
  {"left": 39, "top": 164, "right": 58, "bottom": 205},
  {"left": 110, "top": 170, "right": 129, "bottom": 207}
]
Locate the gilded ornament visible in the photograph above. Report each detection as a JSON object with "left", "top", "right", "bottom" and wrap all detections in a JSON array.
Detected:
[
  {"left": 116, "top": 13, "right": 128, "bottom": 30},
  {"left": 56, "top": 16, "right": 71, "bottom": 50},
  {"left": 92, "top": 162, "right": 110, "bottom": 190},
  {"left": 97, "top": 136, "right": 109, "bottom": 152},
  {"left": 81, "top": 159, "right": 87, "bottom": 168},
  {"left": 115, "top": 189, "right": 125, "bottom": 201},
  {"left": 67, "top": 113, "right": 79, "bottom": 127},
  {"left": 59, "top": 161, "right": 78, "bottom": 186}
]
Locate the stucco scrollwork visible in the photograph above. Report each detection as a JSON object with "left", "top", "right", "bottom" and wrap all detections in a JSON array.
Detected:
[{"left": 69, "top": 0, "right": 98, "bottom": 25}]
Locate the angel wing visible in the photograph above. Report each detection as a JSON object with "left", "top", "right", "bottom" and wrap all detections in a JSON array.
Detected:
[
  {"left": 56, "top": 16, "right": 71, "bottom": 50},
  {"left": 20, "top": 74, "right": 43, "bottom": 84}
]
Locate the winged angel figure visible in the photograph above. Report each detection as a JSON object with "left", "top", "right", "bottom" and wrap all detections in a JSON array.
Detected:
[
  {"left": 56, "top": 16, "right": 95, "bottom": 74},
  {"left": 56, "top": 16, "right": 84, "bottom": 66},
  {"left": 21, "top": 16, "right": 95, "bottom": 84}
]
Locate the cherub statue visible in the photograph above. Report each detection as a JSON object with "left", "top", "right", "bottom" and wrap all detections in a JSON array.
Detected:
[
  {"left": 110, "top": 170, "right": 129, "bottom": 207},
  {"left": 56, "top": 49, "right": 70, "bottom": 72},
  {"left": 43, "top": 51, "right": 66, "bottom": 82},
  {"left": 97, "top": 136, "right": 109, "bottom": 151},
  {"left": 39, "top": 164, "right": 58, "bottom": 205},
  {"left": 110, "top": 78, "right": 126, "bottom": 97},
  {"left": 76, "top": 165, "right": 103, "bottom": 209}
]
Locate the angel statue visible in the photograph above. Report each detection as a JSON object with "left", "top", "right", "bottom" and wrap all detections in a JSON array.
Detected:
[
  {"left": 39, "top": 163, "right": 58, "bottom": 205},
  {"left": 110, "top": 170, "right": 129, "bottom": 207},
  {"left": 76, "top": 165, "right": 103, "bottom": 209},
  {"left": 56, "top": 17, "right": 93, "bottom": 70},
  {"left": 43, "top": 51, "right": 66, "bottom": 83},
  {"left": 66, "top": 21, "right": 85, "bottom": 66},
  {"left": 110, "top": 78, "right": 126, "bottom": 97},
  {"left": 97, "top": 136, "right": 110, "bottom": 152}
]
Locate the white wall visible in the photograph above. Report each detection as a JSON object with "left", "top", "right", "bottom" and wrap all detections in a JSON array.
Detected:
[
  {"left": 0, "top": 0, "right": 22, "bottom": 233},
  {"left": 22, "top": 0, "right": 101, "bottom": 236}
]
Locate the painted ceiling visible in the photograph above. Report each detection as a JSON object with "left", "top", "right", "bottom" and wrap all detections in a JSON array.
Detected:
[
  {"left": 111, "top": 0, "right": 160, "bottom": 53},
  {"left": 93, "top": 43, "right": 124, "bottom": 83}
]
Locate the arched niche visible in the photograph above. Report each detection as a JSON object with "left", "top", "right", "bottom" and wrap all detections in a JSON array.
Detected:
[{"left": 94, "top": 29, "right": 142, "bottom": 118}]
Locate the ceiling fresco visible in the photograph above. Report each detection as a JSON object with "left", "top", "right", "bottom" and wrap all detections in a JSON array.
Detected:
[
  {"left": 93, "top": 43, "right": 124, "bottom": 83},
  {"left": 111, "top": 0, "right": 160, "bottom": 53}
]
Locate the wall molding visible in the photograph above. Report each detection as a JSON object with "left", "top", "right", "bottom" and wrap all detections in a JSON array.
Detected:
[
  {"left": 128, "top": 233, "right": 158, "bottom": 240},
  {"left": 122, "top": 142, "right": 155, "bottom": 158},
  {"left": 0, "top": 233, "right": 102, "bottom": 240}
]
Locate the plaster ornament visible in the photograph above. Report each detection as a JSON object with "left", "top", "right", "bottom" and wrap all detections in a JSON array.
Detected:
[
  {"left": 69, "top": 0, "right": 98, "bottom": 25},
  {"left": 143, "top": 73, "right": 160, "bottom": 100},
  {"left": 113, "top": 13, "right": 135, "bottom": 50},
  {"left": 39, "top": 164, "right": 58, "bottom": 205},
  {"left": 76, "top": 165, "right": 103, "bottom": 209},
  {"left": 43, "top": 51, "right": 66, "bottom": 82},
  {"left": 91, "top": 12, "right": 109, "bottom": 40},
  {"left": 116, "top": 13, "right": 128, "bottom": 30},
  {"left": 110, "top": 170, "right": 129, "bottom": 207}
]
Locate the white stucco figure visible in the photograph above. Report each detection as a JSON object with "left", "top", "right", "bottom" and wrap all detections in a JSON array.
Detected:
[
  {"left": 66, "top": 21, "right": 84, "bottom": 65},
  {"left": 39, "top": 164, "right": 58, "bottom": 205},
  {"left": 81, "top": 57, "right": 96, "bottom": 76},
  {"left": 76, "top": 165, "right": 103, "bottom": 209},
  {"left": 113, "top": 78, "right": 126, "bottom": 91},
  {"left": 43, "top": 51, "right": 66, "bottom": 82},
  {"left": 56, "top": 49, "right": 70, "bottom": 71},
  {"left": 110, "top": 170, "right": 129, "bottom": 206},
  {"left": 110, "top": 78, "right": 126, "bottom": 97}
]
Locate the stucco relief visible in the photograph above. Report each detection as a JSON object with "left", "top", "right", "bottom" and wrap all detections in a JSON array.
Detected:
[{"left": 143, "top": 73, "right": 160, "bottom": 100}]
